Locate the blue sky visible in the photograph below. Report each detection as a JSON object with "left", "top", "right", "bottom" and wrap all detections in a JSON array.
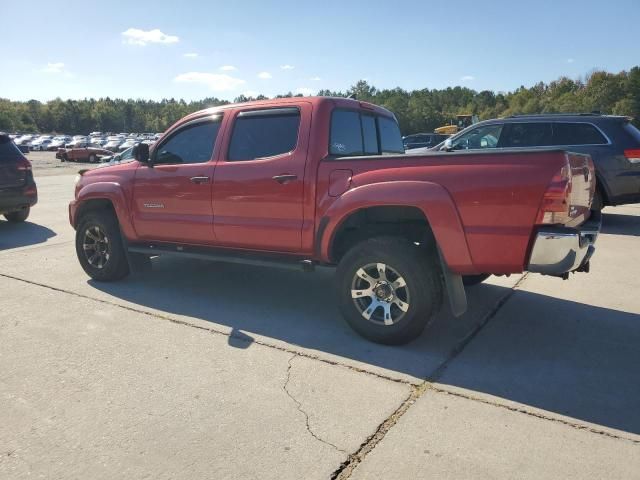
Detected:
[{"left": 2, "top": 0, "right": 638, "bottom": 102}]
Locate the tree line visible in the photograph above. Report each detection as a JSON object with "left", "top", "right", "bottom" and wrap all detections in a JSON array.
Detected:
[{"left": 1, "top": 66, "right": 638, "bottom": 135}]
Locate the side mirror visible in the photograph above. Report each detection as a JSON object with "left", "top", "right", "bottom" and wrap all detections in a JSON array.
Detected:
[
  {"left": 133, "top": 143, "right": 150, "bottom": 164},
  {"left": 443, "top": 138, "right": 454, "bottom": 152}
]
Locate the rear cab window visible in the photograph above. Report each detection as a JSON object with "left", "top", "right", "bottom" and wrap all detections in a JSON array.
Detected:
[{"left": 329, "top": 109, "right": 404, "bottom": 157}]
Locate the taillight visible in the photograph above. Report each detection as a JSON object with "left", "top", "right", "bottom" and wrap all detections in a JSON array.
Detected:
[
  {"left": 536, "top": 163, "right": 573, "bottom": 225},
  {"left": 624, "top": 149, "right": 640, "bottom": 164},
  {"left": 16, "top": 158, "right": 32, "bottom": 171}
]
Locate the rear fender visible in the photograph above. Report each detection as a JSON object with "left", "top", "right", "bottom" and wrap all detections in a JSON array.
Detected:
[{"left": 321, "top": 181, "right": 473, "bottom": 272}]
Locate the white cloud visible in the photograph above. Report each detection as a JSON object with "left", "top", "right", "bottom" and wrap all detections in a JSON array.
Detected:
[
  {"left": 174, "top": 72, "right": 246, "bottom": 91},
  {"left": 183, "top": 52, "right": 198, "bottom": 58},
  {"left": 310, "top": 76, "right": 321, "bottom": 81},
  {"left": 295, "top": 87, "right": 314, "bottom": 96},
  {"left": 121, "top": 28, "right": 179, "bottom": 46},
  {"left": 460, "top": 75, "right": 475, "bottom": 81},
  {"left": 257, "top": 71, "right": 272, "bottom": 79},
  {"left": 220, "top": 65, "right": 237, "bottom": 71},
  {"left": 42, "top": 62, "right": 66, "bottom": 73},
  {"left": 280, "top": 64, "right": 295, "bottom": 70},
  {"left": 567, "top": 58, "right": 575, "bottom": 63}
]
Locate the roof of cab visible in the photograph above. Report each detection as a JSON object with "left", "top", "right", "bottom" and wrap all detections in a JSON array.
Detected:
[{"left": 179, "top": 96, "right": 395, "bottom": 125}]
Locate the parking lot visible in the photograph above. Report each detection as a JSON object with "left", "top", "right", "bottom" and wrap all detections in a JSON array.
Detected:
[{"left": 1, "top": 152, "right": 639, "bottom": 479}]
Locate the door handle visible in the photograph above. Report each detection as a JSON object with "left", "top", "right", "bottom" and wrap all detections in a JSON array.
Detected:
[
  {"left": 190, "top": 176, "right": 210, "bottom": 184},
  {"left": 272, "top": 174, "right": 298, "bottom": 184}
]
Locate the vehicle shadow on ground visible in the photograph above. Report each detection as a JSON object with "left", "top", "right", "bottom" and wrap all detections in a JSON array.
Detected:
[
  {"left": 601, "top": 213, "right": 639, "bottom": 236},
  {"left": 437, "top": 289, "right": 640, "bottom": 436},
  {"left": 89, "top": 259, "right": 640, "bottom": 437},
  {"left": 0, "top": 221, "right": 56, "bottom": 251}
]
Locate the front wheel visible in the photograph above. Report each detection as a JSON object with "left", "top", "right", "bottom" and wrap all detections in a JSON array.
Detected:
[
  {"left": 336, "top": 237, "right": 443, "bottom": 345},
  {"left": 75, "top": 211, "right": 130, "bottom": 281}
]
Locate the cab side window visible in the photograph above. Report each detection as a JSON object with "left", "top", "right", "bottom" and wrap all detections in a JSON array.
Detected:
[
  {"left": 450, "top": 124, "right": 504, "bottom": 150},
  {"left": 228, "top": 109, "right": 300, "bottom": 161},
  {"left": 154, "top": 120, "right": 221, "bottom": 165},
  {"left": 501, "top": 123, "right": 553, "bottom": 148}
]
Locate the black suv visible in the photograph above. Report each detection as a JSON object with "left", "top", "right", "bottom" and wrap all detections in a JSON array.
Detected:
[
  {"left": 437, "top": 114, "right": 640, "bottom": 209},
  {"left": 0, "top": 133, "right": 37, "bottom": 222},
  {"left": 402, "top": 133, "right": 449, "bottom": 150}
]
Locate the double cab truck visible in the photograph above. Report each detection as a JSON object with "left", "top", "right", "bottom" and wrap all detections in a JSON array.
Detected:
[
  {"left": 69, "top": 97, "right": 600, "bottom": 344},
  {"left": 57, "top": 145, "right": 113, "bottom": 163}
]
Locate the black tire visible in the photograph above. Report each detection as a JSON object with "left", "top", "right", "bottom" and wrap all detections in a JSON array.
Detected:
[
  {"left": 462, "top": 274, "right": 491, "bottom": 286},
  {"left": 75, "top": 211, "right": 129, "bottom": 281},
  {"left": 60, "top": 154, "right": 67, "bottom": 162},
  {"left": 336, "top": 236, "right": 443, "bottom": 345},
  {"left": 4, "top": 207, "right": 30, "bottom": 223},
  {"left": 592, "top": 187, "right": 604, "bottom": 211}
]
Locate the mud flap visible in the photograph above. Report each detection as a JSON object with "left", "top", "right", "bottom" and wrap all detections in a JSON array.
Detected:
[{"left": 438, "top": 248, "right": 467, "bottom": 317}]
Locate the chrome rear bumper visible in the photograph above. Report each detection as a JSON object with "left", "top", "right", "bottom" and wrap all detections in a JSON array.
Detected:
[{"left": 527, "top": 211, "right": 601, "bottom": 276}]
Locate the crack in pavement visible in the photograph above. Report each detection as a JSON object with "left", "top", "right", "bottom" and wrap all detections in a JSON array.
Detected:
[{"left": 282, "top": 354, "right": 347, "bottom": 454}]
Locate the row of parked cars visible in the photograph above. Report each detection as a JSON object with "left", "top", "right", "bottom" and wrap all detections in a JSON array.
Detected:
[{"left": 10, "top": 132, "right": 162, "bottom": 153}]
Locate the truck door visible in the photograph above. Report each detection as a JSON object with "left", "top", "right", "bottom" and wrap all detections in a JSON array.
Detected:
[
  {"left": 212, "top": 105, "right": 310, "bottom": 252},
  {"left": 131, "top": 115, "right": 222, "bottom": 245}
]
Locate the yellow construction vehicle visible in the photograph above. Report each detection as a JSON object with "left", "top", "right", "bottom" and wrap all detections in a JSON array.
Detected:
[{"left": 435, "top": 114, "right": 479, "bottom": 135}]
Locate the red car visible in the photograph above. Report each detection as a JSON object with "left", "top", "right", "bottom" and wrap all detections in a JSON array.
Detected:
[
  {"left": 69, "top": 97, "right": 600, "bottom": 344},
  {"left": 56, "top": 146, "right": 113, "bottom": 163}
]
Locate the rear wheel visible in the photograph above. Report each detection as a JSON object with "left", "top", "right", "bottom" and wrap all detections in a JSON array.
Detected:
[
  {"left": 89, "top": 154, "right": 97, "bottom": 163},
  {"left": 336, "top": 236, "right": 442, "bottom": 345},
  {"left": 4, "top": 207, "right": 30, "bottom": 223},
  {"left": 75, "top": 211, "right": 129, "bottom": 281}
]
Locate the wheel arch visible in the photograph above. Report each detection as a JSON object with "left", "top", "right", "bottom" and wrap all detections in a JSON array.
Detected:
[
  {"left": 73, "top": 182, "right": 135, "bottom": 239},
  {"left": 319, "top": 181, "right": 474, "bottom": 273}
]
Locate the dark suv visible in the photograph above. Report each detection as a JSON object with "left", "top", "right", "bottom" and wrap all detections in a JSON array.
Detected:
[
  {"left": 402, "top": 133, "right": 449, "bottom": 150},
  {"left": 437, "top": 114, "right": 640, "bottom": 209},
  {"left": 0, "top": 133, "right": 37, "bottom": 222}
]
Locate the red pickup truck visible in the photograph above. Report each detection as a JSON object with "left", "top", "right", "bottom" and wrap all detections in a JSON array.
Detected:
[{"left": 69, "top": 97, "right": 600, "bottom": 344}]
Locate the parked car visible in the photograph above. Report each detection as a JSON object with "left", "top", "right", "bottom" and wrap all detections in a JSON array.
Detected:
[
  {"left": 427, "top": 113, "right": 640, "bottom": 209},
  {"left": 104, "top": 137, "right": 124, "bottom": 152},
  {"left": 97, "top": 146, "right": 136, "bottom": 164},
  {"left": 0, "top": 133, "right": 37, "bottom": 222},
  {"left": 30, "top": 135, "right": 53, "bottom": 151},
  {"left": 57, "top": 145, "right": 113, "bottom": 163},
  {"left": 402, "top": 133, "right": 449, "bottom": 150},
  {"left": 48, "top": 136, "right": 72, "bottom": 150},
  {"left": 69, "top": 97, "right": 601, "bottom": 345},
  {"left": 65, "top": 137, "right": 89, "bottom": 148}
]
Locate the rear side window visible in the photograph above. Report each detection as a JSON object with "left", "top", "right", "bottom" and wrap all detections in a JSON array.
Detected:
[
  {"left": 155, "top": 120, "right": 221, "bottom": 165},
  {"left": 502, "top": 123, "right": 553, "bottom": 148},
  {"left": 330, "top": 109, "right": 404, "bottom": 156},
  {"left": 551, "top": 123, "right": 607, "bottom": 146},
  {"left": 228, "top": 109, "right": 300, "bottom": 161},
  {"left": 0, "top": 136, "right": 22, "bottom": 163},
  {"left": 379, "top": 117, "right": 405, "bottom": 154}
]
